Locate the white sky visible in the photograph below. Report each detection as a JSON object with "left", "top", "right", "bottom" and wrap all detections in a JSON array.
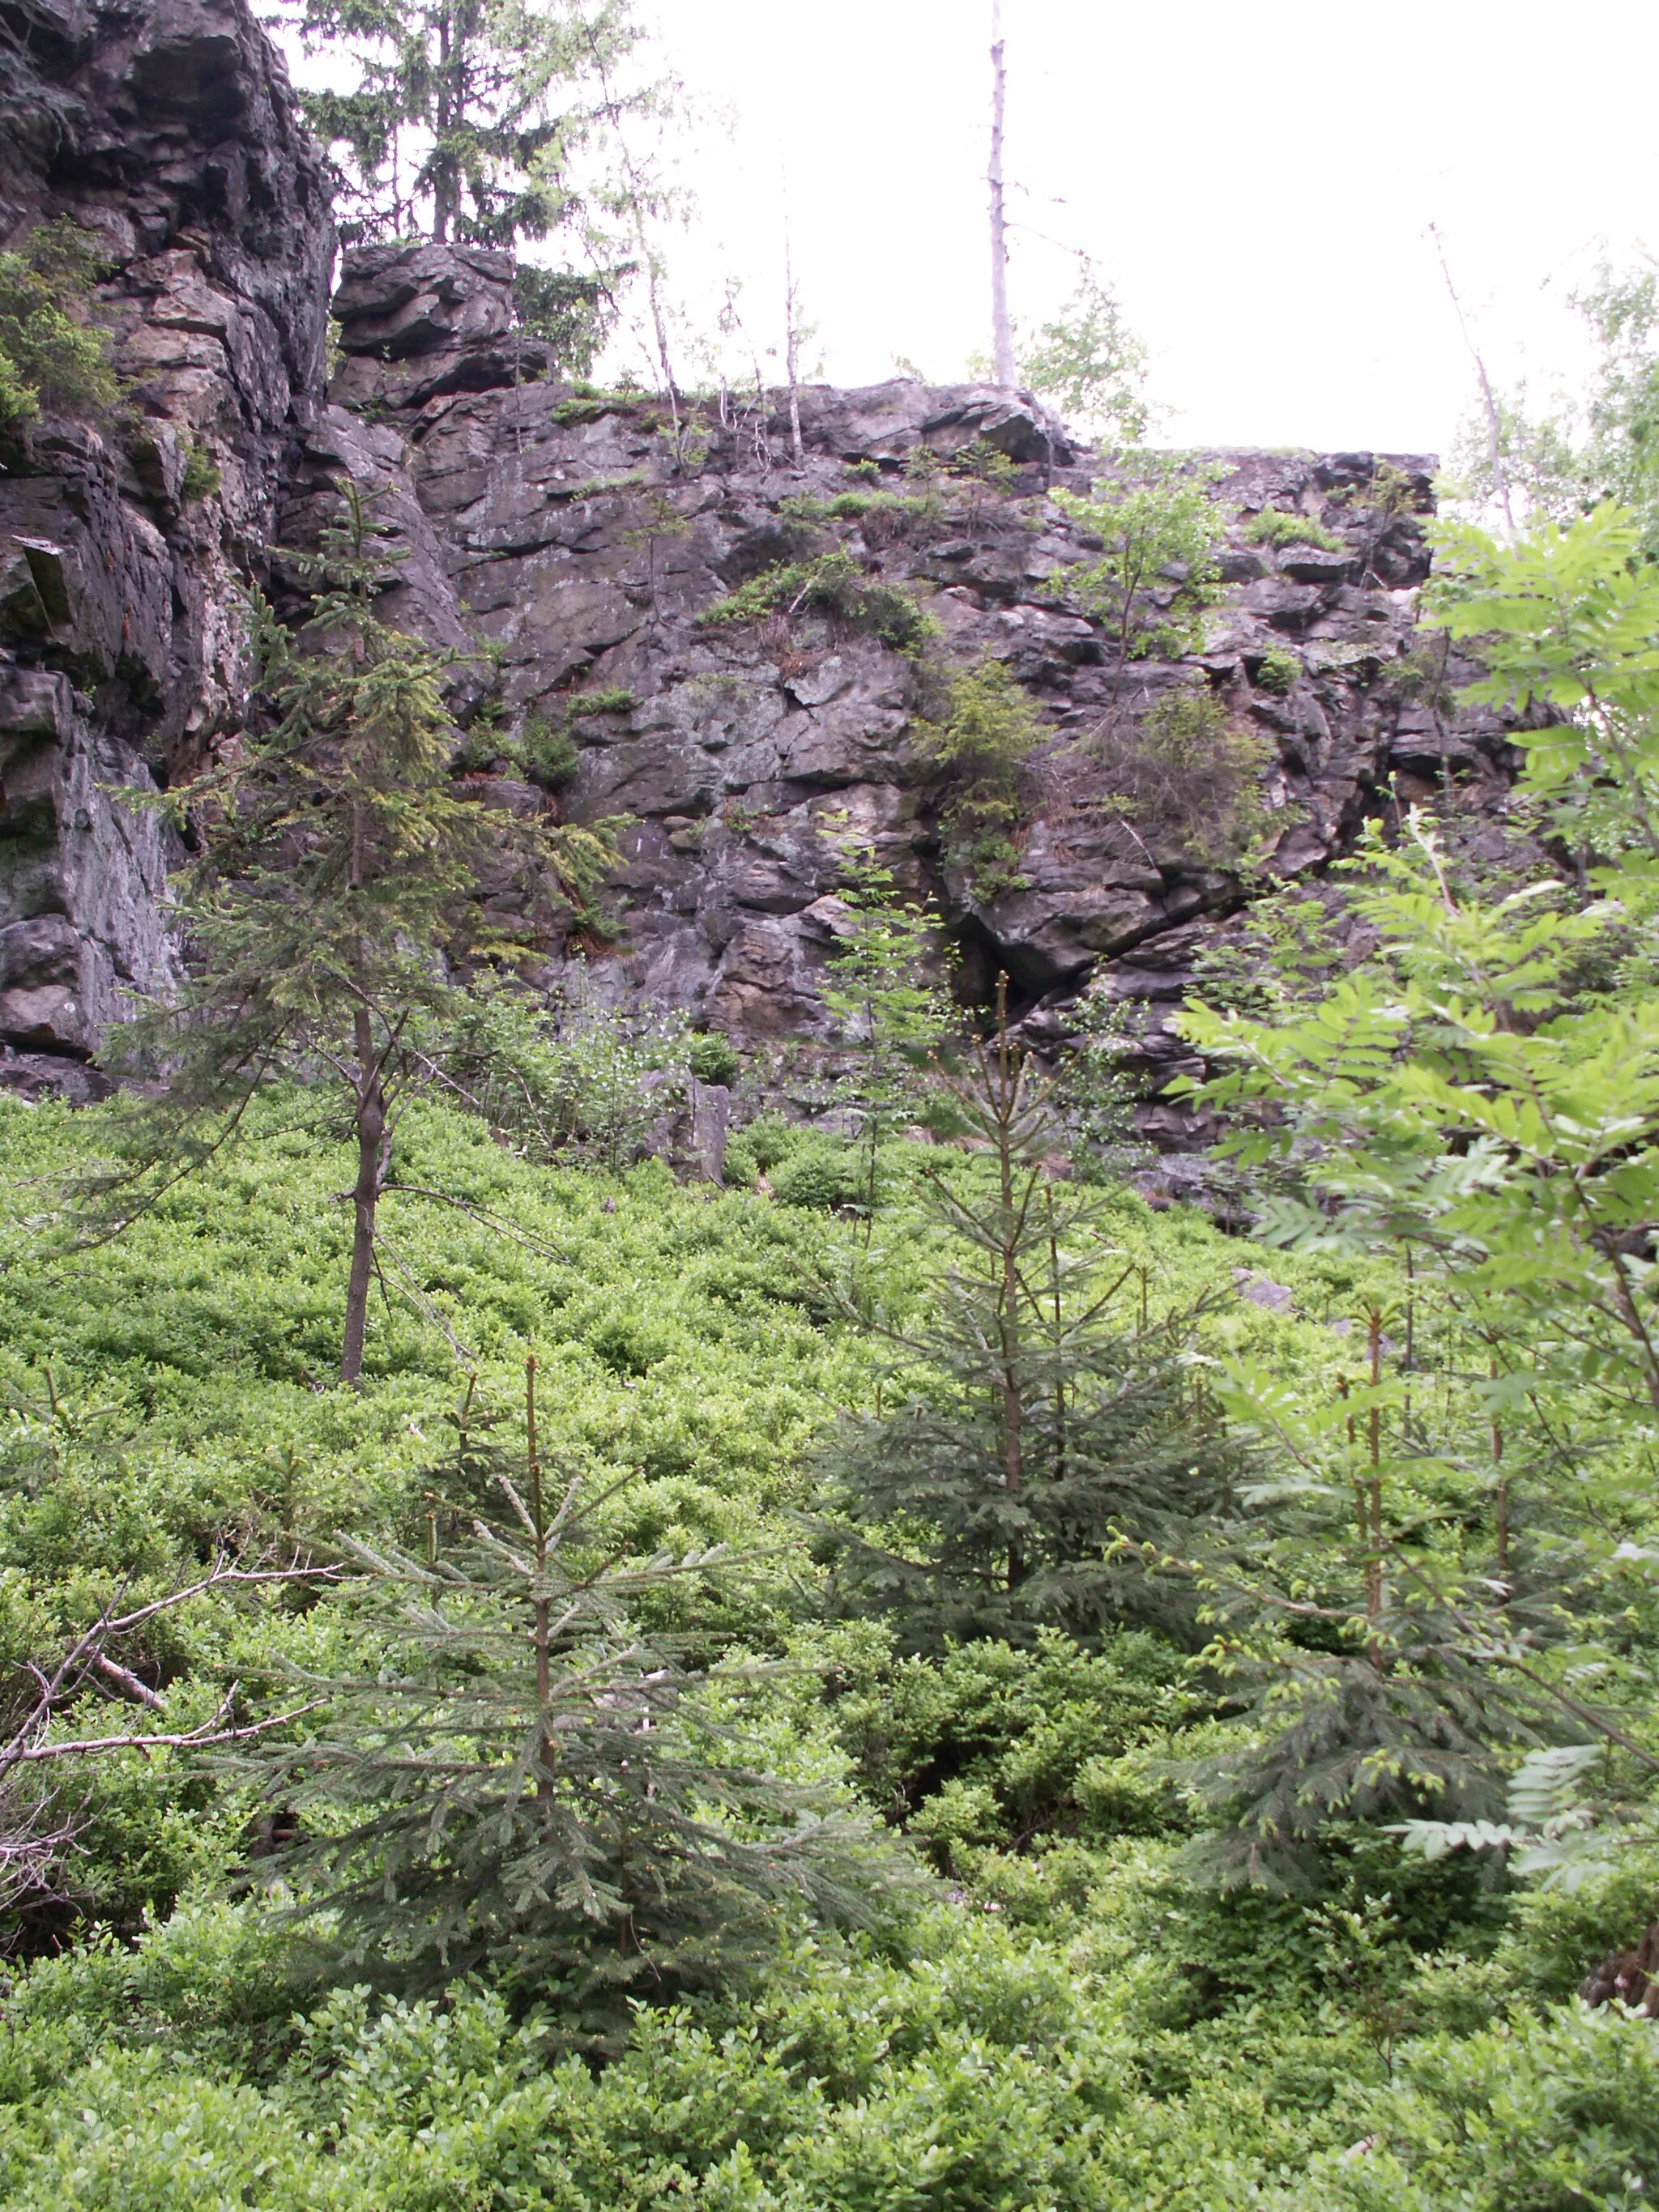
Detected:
[{"left": 280, "top": 0, "right": 1659, "bottom": 459}]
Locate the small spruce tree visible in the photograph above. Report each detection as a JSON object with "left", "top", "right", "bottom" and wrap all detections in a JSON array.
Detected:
[
  {"left": 249, "top": 1362, "right": 896, "bottom": 2016},
  {"left": 819, "top": 832, "right": 953, "bottom": 1225},
  {"left": 817, "top": 986, "right": 1238, "bottom": 1648}
]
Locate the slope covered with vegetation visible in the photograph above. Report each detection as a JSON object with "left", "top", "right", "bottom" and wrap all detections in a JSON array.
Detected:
[
  {"left": 4, "top": 1075, "right": 1657, "bottom": 2210},
  {"left": 6, "top": 18, "right": 1659, "bottom": 2180}
]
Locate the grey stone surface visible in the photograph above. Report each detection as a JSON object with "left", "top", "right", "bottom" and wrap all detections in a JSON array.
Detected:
[
  {"left": 288, "top": 243, "right": 1516, "bottom": 1147},
  {"left": 0, "top": 0, "right": 332, "bottom": 1087},
  {"left": 0, "top": 33, "right": 1522, "bottom": 1148}
]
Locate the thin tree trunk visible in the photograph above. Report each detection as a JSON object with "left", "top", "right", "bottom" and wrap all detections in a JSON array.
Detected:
[
  {"left": 1429, "top": 223, "right": 1510, "bottom": 530},
  {"left": 340, "top": 1004, "right": 385, "bottom": 1387},
  {"left": 433, "top": 6, "right": 454, "bottom": 242},
  {"left": 993, "top": 978, "right": 1024, "bottom": 1588},
  {"left": 988, "top": 0, "right": 1014, "bottom": 389},
  {"left": 784, "top": 220, "right": 804, "bottom": 467},
  {"left": 527, "top": 1356, "right": 555, "bottom": 1799}
]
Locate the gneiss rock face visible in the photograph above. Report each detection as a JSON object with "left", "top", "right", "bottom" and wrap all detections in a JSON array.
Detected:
[
  {"left": 0, "top": 0, "right": 331, "bottom": 1092},
  {"left": 308, "top": 243, "right": 1511, "bottom": 1137},
  {"left": 0, "top": 21, "right": 1514, "bottom": 1137}
]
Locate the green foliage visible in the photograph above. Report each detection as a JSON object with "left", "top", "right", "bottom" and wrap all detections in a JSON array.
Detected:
[
  {"left": 945, "top": 436, "right": 1017, "bottom": 490},
  {"left": 519, "top": 714, "right": 581, "bottom": 786},
  {"left": 1014, "top": 266, "right": 1149, "bottom": 445},
  {"left": 1096, "top": 687, "right": 1279, "bottom": 870},
  {"left": 292, "top": 0, "right": 646, "bottom": 249},
  {"left": 1427, "top": 500, "right": 1659, "bottom": 863},
  {"left": 1186, "top": 889, "right": 1346, "bottom": 1018},
  {"left": 2, "top": 1070, "right": 1653, "bottom": 2198},
  {"left": 1254, "top": 641, "right": 1302, "bottom": 693},
  {"left": 445, "top": 982, "right": 689, "bottom": 1168},
  {"left": 817, "top": 834, "right": 953, "bottom": 1217},
  {"left": 817, "top": 1018, "right": 1239, "bottom": 1650},
  {"left": 776, "top": 489, "right": 924, "bottom": 525},
  {"left": 0, "top": 219, "right": 119, "bottom": 434},
  {"left": 1243, "top": 506, "right": 1345, "bottom": 552},
  {"left": 513, "top": 264, "right": 618, "bottom": 377},
  {"left": 912, "top": 659, "right": 1046, "bottom": 898},
  {"left": 1455, "top": 260, "right": 1659, "bottom": 556},
  {"left": 697, "top": 551, "right": 938, "bottom": 654},
  {"left": 686, "top": 1032, "right": 741, "bottom": 1087},
  {"left": 1170, "top": 508, "right": 1659, "bottom": 1883},
  {"left": 567, "top": 684, "right": 638, "bottom": 719},
  {"left": 1289, "top": 2001, "right": 1659, "bottom": 2211},
  {"left": 247, "top": 1370, "right": 900, "bottom": 2011},
  {"left": 99, "top": 485, "right": 620, "bottom": 1381},
  {"left": 179, "top": 440, "right": 221, "bottom": 503},
  {"left": 1049, "top": 452, "right": 1227, "bottom": 709},
  {"left": 827, "top": 1625, "right": 1199, "bottom": 1863},
  {"left": 11, "top": 486, "right": 1659, "bottom": 2206},
  {"left": 767, "top": 1139, "right": 866, "bottom": 1213}
]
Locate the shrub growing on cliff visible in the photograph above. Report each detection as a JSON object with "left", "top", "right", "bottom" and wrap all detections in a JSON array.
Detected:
[
  {"left": 1097, "top": 688, "right": 1279, "bottom": 871},
  {"left": 1244, "top": 506, "right": 1346, "bottom": 552},
  {"left": 698, "top": 550, "right": 938, "bottom": 654},
  {"left": 0, "top": 220, "right": 119, "bottom": 435},
  {"left": 914, "top": 658, "right": 1047, "bottom": 899},
  {"left": 1049, "top": 452, "right": 1226, "bottom": 714}
]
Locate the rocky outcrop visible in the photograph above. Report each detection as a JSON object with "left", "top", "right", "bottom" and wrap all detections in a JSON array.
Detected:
[
  {"left": 0, "top": 28, "right": 1513, "bottom": 1139},
  {"left": 0, "top": 0, "right": 331, "bottom": 1092},
  {"left": 303, "top": 244, "right": 1509, "bottom": 1140}
]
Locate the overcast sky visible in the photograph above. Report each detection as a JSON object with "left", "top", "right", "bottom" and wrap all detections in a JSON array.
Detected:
[{"left": 281, "top": 0, "right": 1659, "bottom": 460}]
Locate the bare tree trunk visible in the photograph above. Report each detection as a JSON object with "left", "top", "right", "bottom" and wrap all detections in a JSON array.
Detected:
[
  {"left": 526, "top": 1357, "right": 556, "bottom": 1799},
  {"left": 340, "top": 1003, "right": 385, "bottom": 1387},
  {"left": 784, "top": 220, "right": 804, "bottom": 468},
  {"left": 433, "top": 6, "right": 454, "bottom": 243},
  {"left": 988, "top": 0, "right": 1015, "bottom": 389},
  {"left": 992, "top": 978, "right": 1024, "bottom": 1589},
  {"left": 1429, "top": 222, "right": 1512, "bottom": 529}
]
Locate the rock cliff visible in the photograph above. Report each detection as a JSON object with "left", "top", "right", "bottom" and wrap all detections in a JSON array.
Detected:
[
  {"left": 0, "top": 0, "right": 1512, "bottom": 1138},
  {"left": 303, "top": 243, "right": 1510, "bottom": 1139},
  {"left": 0, "top": 0, "right": 330, "bottom": 1097}
]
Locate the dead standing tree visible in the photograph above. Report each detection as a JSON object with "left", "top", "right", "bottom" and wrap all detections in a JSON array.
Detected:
[{"left": 988, "top": 0, "right": 1015, "bottom": 389}]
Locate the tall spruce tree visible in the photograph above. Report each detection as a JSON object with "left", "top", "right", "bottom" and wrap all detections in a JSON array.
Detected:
[
  {"left": 289, "top": 0, "right": 644, "bottom": 249},
  {"left": 101, "top": 486, "right": 618, "bottom": 1385},
  {"left": 817, "top": 987, "right": 1239, "bottom": 1650},
  {"left": 248, "top": 1362, "right": 897, "bottom": 2014}
]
